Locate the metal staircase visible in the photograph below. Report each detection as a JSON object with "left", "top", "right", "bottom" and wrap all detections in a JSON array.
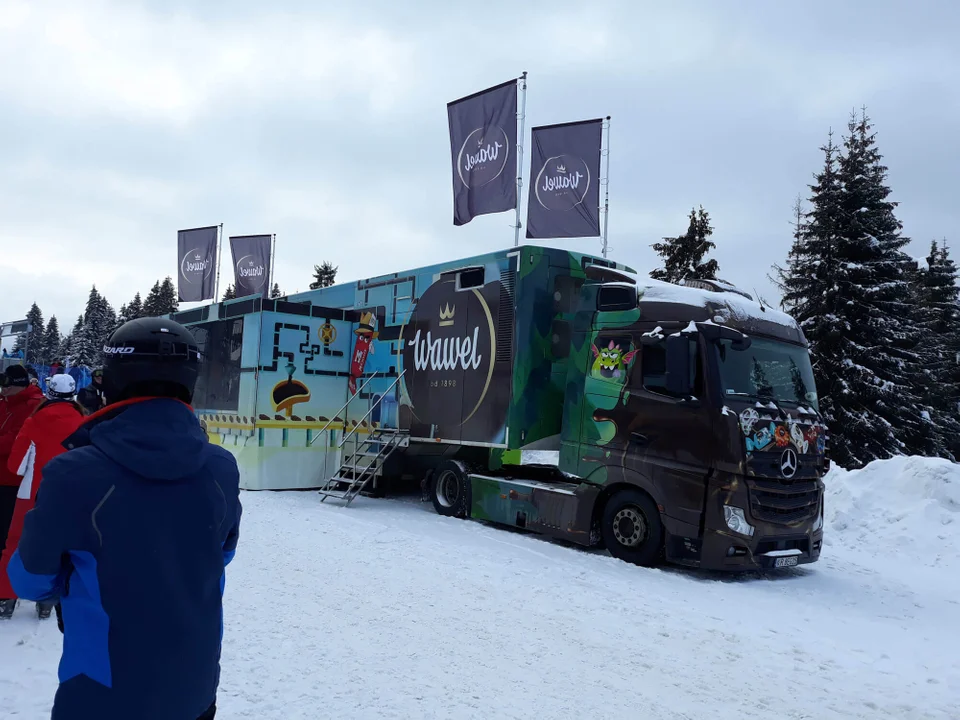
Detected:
[{"left": 316, "top": 371, "right": 407, "bottom": 506}]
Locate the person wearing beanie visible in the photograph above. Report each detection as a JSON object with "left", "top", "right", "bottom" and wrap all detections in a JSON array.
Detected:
[{"left": 0, "top": 364, "right": 44, "bottom": 608}]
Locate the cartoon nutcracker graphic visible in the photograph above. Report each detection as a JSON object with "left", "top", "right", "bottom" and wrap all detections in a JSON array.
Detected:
[{"left": 348, "top": 311, "right": 378, "bottom": 395}]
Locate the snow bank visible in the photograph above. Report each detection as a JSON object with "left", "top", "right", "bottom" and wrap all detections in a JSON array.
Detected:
[{"left": 825, "top": 455, "right": 960, "bottom": 569}]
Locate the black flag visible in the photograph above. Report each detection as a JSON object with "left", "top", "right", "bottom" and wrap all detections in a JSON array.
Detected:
[
  {"left": 526, "top": 119, "right": 603, "bottom": 239},
  {"left": 229, "top": 235, "right": 272, "bottom": 299},
  {"left": 447, "top": 79, "right": 518, "bottom": 226},
  {"left": 177, "top": 226, "right": 219, "bottom": 302}
]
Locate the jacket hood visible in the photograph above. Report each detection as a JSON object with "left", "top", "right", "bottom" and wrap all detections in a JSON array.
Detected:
[
  {"left": 7, "top": 384, "right": 43, "bottom": 407},
  {"left": 73, "top": 398, "right": 209, "bottom": 482}
]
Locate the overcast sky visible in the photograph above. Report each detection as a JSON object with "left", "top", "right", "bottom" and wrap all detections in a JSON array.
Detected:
[{"left": 1, "top": 0, "right": 957, "bottom": 334}]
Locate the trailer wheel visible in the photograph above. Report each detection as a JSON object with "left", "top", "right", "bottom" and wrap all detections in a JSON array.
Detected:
[
  {"left": 601, "top": 489, "right": 663, "bottom": 567},
  {"left": 430, "top": 460, "right": 470, "bottom": 518}
]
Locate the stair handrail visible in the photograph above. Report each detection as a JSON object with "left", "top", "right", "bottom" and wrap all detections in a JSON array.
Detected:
[
  {"left": 339, "top": 370, "right": 406, "bottom": 449},
  {"left": 307, "top": 371, "right": 381, "bottom": 448}
]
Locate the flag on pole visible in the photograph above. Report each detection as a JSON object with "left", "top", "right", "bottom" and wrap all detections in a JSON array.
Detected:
[
  {"left": 526, "top": 119, "right": 603, "bottom": 239},
  {"left": 229, "top": 234, "right": 272, "bottom": 299},
  {"left": 177, "top": 226, "right": 219, "bottom": 302},
  {"left": 447, "top": 79, "right": 518, "bottom": 226}
]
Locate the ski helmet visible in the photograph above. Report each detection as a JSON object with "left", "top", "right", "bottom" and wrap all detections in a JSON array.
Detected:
[
  {"left": 45, "top": 373, "right": 76, "bottom": 401},
  {"left": 101, "top": 317, "right": 201, "bottom": 404}
]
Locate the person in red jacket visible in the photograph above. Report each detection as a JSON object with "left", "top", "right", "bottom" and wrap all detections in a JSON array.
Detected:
[
  {"left": 0, "top": 373, "right": 85, "bottom": 619},
  {"left": 0, "top": 365, "right": 44, "bottom": 597}
]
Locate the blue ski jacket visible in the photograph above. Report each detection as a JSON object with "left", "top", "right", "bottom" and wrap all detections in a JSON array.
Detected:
[{"left": 7, "top": 397, "right": 242, "bottom": 720}]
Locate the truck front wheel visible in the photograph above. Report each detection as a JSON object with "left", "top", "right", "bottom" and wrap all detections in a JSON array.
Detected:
[
  {"left": 601, "top": 489, "right": 663, "bottom": 567},
  {"left": 430, "top": 460, "right": 470, "bottom": 518}
]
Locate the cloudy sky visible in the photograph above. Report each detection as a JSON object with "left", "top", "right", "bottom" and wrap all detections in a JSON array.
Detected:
[{"left": 0, "top": 0, "right": 957, "bottom": 334}]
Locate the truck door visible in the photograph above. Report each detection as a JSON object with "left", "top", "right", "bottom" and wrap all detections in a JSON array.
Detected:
[{"left": 621, "top": 330, "right": 716, "bottom": 532}]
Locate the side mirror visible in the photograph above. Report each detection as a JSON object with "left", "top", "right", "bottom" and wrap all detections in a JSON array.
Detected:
[
  {"left": 665, "top": 335, "right": 693, "bottom": 397},
  {"left": 730, "top": 336, "right": 752, "bottom": 351}
]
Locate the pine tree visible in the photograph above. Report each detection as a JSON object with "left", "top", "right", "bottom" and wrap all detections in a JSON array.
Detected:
[
  {"left": 222, "top": 284, "right": 237, "bottom": 301},
  {"left": 68, "top": 314, "right": 96, "bottom": 368},
  {"left": 42, "top": 316, "right": 62, "bottom": 365},
  {"left": 79, "top": 286, "right": 117, "bottom": 366},
  {"left": 309, "top": 262, "right": 338, "bottom": 290},
  {"left": 270, "top": 283, "right": 283, "bottom": 299},
  {"left": 780, "top": 112, "right": 931, "bottom": 468},
  {"left": 917, "top": 239, "right": 960, "bottom": 459},
  {"left": 650, "top": 206, "right": 719, "bottom": 284},
  {"left": 143, "top": 278, "right": 179, "bottom": 317},
  {"left": 14, "top": 303, "right": 45, "bottom": 365}
]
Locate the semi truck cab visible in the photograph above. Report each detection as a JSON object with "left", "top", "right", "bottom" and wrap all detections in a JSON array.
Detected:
[{"left": 548, "top": 277, "right": 826, "bottom": 570}]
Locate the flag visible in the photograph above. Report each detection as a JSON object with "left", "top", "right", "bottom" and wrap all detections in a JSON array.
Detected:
[
  {"left": 177, "top": 226, "right": 219, "bottom": 302},
  {"left": 447, "top": 78, "right": 518, "bottom": 226},
  {"left": 229, "top": 235, "right": 272, "bottom": 299},
  {"left": 526, "top": 119, "right": 603, "bottom": 239}
]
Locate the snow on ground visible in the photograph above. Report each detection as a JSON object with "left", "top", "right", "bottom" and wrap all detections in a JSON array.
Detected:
[{"left": 3, "top": 457, "right": 959, "bottom": 719}]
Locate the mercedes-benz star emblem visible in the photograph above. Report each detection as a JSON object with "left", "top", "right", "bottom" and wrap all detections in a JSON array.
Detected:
[{"left": 780, "top": 448, "right": 799, "bottom": 479}]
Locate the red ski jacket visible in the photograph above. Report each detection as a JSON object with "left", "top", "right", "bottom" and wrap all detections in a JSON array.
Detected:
[
  {"left": 0, "top": 385, "right": 44, "bottom": 487},
  {"left": 0, "top": 399, "right": 85, "bottom": 599}
]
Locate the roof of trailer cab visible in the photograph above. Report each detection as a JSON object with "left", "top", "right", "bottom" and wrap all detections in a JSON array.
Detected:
[
  {"left": 636, "top": 278, "right": 807, "bottom": 346},
  {"left": 284, "top": 245, "right": 633, "bottom": 303}
]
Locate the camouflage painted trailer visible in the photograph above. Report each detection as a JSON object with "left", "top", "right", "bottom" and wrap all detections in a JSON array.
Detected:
[{"left": 172, "top": 246, "right": 826, "bottom": 571}]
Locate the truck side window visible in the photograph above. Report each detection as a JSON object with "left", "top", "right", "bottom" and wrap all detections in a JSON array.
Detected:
[{"left": 636, "top": 340, "right": 702, "bottom": 398}]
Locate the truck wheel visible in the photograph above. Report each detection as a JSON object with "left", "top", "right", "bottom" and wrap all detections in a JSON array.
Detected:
[
  {"left": 601, "top": 489, "right": 663, "bottom": 567},
  {"left": 430, "top": 460, "right": 470, "bottom": 518}
]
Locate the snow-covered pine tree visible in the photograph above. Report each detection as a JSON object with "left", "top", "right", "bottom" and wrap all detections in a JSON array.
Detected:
[
  {"left": 918, "top": 239, "right": 960, "bottom": 459},
  {"left": 650, "top": 205, "right": 719, "bottom": 284},
  {"left": 829, "top": 109, "right": 931, "bottom": 465},
  {"left": 69, "top": 313, "right": 97, "bottom": 368},
  {"left": 15, "top": 303, "right": 45, "bottom": 365},
  {"left": 309, "top": 262, "right": 338, "bottom": 290},
  {"left": 158, "top": 277, "right": 178, "bottom": 315},
  {"left": 774, "top": 131, "right": 855, "bottom": 460},
  {"left": 42, "top": 316, "right": 62, "bottom": 365},
  {"left": 270, "top": 283, "right": 283, "bottom": 299},
  {"left": 222, "top": 284, "right": 237, "bottom": 301},
  {"left": 143, "top": 281, "right": 162, "bottom": 317}
]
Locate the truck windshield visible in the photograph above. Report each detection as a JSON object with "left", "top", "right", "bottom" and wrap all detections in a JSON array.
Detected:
[{"left": 714, "top": 337, "right": 818, "bottom": 410}]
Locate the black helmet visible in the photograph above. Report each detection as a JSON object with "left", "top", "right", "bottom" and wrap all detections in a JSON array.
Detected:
[{"left": 102, "top": 317, "right": 200, "bottom": 404}]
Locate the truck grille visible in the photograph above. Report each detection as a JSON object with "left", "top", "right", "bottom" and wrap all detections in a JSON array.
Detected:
[{"left": 748, "top": 478, "right": 820, "bottom": 525}]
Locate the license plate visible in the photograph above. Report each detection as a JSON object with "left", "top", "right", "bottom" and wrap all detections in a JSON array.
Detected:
[{"left": 774, "top": 556, "right": 799, "bottom": 568}]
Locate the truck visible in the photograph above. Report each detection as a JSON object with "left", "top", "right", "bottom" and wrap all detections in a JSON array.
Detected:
[{"left": 171, "top": 245, "right": 826, "bottom": 571}]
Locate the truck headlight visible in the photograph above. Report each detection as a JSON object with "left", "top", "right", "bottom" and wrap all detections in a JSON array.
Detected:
[
  {"left": 723, "top": 505, "right": 755, "bottom": 537},
  {"left": 813, "top": 501, "right": 823, "bottom": 532}
]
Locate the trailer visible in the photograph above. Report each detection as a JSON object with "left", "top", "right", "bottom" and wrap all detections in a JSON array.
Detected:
[{"left": 171, "top": 245, "right": 826, "bottom": 571}]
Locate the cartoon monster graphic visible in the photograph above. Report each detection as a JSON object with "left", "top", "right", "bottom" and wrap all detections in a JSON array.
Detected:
[
  {"left": 789, "top": 421, "right": 809, "bottom": 453},
  {"left": 774, "top": 425, "right": 791, "bottom": 447},
  {"left": 591, "top": 340, "right": 637, "bottom": 381},
  {"left": 745, "top": 423, "right": 775, "bottom": 453}
]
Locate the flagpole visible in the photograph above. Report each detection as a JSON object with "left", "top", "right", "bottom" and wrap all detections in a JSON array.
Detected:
[
  {"left": 513, "top": 71, "right": 528, "bottom": 247},
  {"left": 269, "top": 233, "right": 276, "bottom": 297},
  {"left": 601, "top": 116, "right": 611, "bottom": 259},
  {"left": 214, "top": 223, "right": 224, "bottom": 302}
]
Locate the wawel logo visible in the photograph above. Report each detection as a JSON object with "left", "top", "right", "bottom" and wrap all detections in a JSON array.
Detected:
[
  {"left": 457, "top": 126, "right": 510, "bottom": 189},
  {"left": 102, "top": 345, "right": 135, "bottom": 355},
  {"left": 235, "top": 255, "right": 267, "bottom": 289},
  {"left": 400, "top": 277, "right": 498, "bottom": 430},
  {"left": 535, "top": 153, "right": 591, "bottom": 212},
  {"left": 180, "top": 248, "right": 214, "bottom": 283}
]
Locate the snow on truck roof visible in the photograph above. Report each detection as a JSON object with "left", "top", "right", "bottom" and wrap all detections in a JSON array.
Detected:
[{"left": 634, "top": 278, "right": 806, "bottom": 345}]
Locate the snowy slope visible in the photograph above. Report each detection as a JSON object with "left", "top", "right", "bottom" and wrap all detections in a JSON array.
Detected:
[{"left": 3, "top": 458, "right": 959, "bottom": 719}]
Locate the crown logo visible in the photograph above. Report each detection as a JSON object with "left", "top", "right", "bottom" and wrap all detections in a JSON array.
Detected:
[
  {"left": 194, "top": 253, "right": 202, "bottom": 261},
  {"left": 439, "top": 303, "right": 455, "bottom": 327},
  {"left": 556, "top": 164, "right": 566, "bottom": 174},
  {"left": 477, "top": 137, "right": 484, "bottom": 147}
]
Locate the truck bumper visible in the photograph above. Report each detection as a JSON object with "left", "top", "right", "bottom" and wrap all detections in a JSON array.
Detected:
[{"left": 662, "top": 516, "right": 824, "bottom": 571}]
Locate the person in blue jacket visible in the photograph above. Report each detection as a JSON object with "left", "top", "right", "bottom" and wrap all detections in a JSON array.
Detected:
[{"left": 7, "top": 317, "right": 242, "bottom": 720}]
